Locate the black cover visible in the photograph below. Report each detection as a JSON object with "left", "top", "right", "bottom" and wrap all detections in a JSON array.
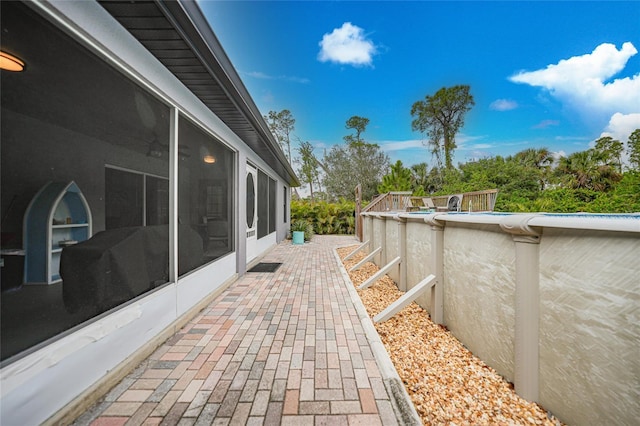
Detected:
[{"left": 61, "top": 225, "right": 203, "bottom": 314}]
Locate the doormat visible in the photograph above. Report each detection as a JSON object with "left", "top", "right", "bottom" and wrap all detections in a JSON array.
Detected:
[{"left": 247, "top": 262, "right": 282, "bottom": 273}]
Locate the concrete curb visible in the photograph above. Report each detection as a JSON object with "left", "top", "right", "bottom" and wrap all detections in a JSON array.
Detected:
[{"left": 333, "top": 246, "right": 423, "bottom": 426}]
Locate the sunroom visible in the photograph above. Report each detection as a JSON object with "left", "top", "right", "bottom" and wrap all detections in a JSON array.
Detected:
[{"left": 0, "top": 1, "right": 297, "bottom": 423}]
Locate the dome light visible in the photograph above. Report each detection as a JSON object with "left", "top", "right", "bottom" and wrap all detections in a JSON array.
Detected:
[{"left": 0, "top": 51, "right": 25, "bottom": 72}]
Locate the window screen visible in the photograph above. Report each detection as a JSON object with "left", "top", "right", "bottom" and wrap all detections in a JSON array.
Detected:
[
  {"left": 257, "top": 170, "right": 269, "bottom": 238},
  {"left": 268, "top": 177, "right": 276, "bottom": 233},
  {"left": 283, "top": 186, "right": 287, "bottom": 223},
  {"left": 177, "top": 115, "right": 234, "bottom": 275},
  {"left": 0, "top": 1, "right": 170, "bottom": 361}
]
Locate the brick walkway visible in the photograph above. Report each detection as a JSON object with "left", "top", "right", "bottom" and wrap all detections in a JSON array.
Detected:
[{"left": 72, "top": 235, "right": 415, "bottom": 426}]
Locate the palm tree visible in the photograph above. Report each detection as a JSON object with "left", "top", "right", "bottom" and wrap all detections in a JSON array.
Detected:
[
  {"left": 514, "top": 147, "right": 553, "bottom": 190},
  {"left": 556, "top": 149, "right": 621, "bottom": 191}
]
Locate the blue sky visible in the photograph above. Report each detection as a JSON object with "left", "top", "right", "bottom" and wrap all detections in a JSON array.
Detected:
[{"left": 200, "top": 1, "right": 640, "bottom": 168}]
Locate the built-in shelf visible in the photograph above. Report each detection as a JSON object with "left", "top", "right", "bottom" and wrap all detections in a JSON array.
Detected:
[
  {"left": 52, "top": 223, "right": 89, "bottom": 229},
  {"left": 23, "top": 181, "right": 92, "bottom": 284}
]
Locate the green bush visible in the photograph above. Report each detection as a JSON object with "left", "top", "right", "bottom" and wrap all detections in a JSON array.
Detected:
[
  {"left": 291, "top": 199, "right": 356, "bottom": 235},
  {"left": 585, "top": 171, "right": 640, "bottom": 213}
]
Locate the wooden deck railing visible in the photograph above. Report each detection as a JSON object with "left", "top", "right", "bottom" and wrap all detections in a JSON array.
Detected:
[
  {"left": 428, "top": 189, "right": 499, "bottom": 212},
  {"left": 362, "top": 191, "right": 413, "bottom": 213},
  {"left": 364, "top": 189, "right": 499, "bottom": 213}
]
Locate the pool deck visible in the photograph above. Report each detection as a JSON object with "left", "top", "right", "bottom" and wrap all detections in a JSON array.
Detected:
[{"left": 72, "top": 235, "right": 420, "bottom": 426}]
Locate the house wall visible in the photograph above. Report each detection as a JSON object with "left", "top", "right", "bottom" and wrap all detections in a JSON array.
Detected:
[
  {"left": 363, "top": 212, "right": 640, "bottom": 426},
  {"left": 0, "top": 1, "right": 292, "bottom": 424},
  {"left": 1, "top": 285, "right": 178, "bottom": 424}
]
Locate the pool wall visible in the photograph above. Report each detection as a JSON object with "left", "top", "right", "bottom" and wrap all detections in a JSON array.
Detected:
[
  {"left": 443, "top": 223, "right": 516, "bottom": 382},
  {"left": 361, "top": 212, "right": 639, "bottom": 426}
]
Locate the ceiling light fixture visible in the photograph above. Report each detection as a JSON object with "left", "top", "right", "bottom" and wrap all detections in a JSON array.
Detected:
[
  {"left": 203, "top": 155, "right": 216, "bottom": 164},
  {"left": 147, "top": 139, "right": 164, "bottom": 158},
  {"left": 0, "top": 51, "right": 25, "bottom": 72}
]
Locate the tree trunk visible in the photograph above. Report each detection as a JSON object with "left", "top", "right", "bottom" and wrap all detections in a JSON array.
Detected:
[{"left": 444, "top": 133, "right": 454, "bottom": 170}]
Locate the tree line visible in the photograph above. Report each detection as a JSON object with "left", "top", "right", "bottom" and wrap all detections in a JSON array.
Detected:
[
  {"left": 265, "top": 111, "right": 390, "bottom": 202},
  {"left": 265, "top": 86, "right": 640, "bottom": 213}
]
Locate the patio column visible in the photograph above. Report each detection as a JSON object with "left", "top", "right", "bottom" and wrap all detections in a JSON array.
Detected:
[
  {"left": 500, "top": 214, "right": 542, "bottom": 403},
  {"left": 424, "top": 214, "right": 445, "bottom": 325},
  {"left": 236, "top": 151, "right": 248, "bottom": 276},
  {"left": 169, "top": 107, "right": 178, "bottom": 283}
]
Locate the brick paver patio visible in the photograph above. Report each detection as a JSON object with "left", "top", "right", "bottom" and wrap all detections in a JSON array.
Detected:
[{"left": 72, "top": 235, "right": 416, "bottom": 425}]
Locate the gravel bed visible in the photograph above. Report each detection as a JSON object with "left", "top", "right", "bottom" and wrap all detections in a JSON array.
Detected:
[{"left": 337, "top": 246, "right": 564, "bottom": 426}]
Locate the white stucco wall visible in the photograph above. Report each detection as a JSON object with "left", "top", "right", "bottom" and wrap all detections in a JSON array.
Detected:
[{"left": 1, "top": 286, "right": 176, "bottom": 425}]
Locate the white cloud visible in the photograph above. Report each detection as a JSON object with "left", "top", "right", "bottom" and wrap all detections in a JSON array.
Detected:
[
  {"left": 287, "top": 76, "right": 311, "bottom": 84},
  {"left": 452, "top": 134, "right": 488, "bottom": 150},
  {"left": 554, "top": 135, "right": 591, "bottom": 142},
  {"left": 312, "top": 141, "right": 329, "bottom": 150},
  {"left": 245, "top": 71, "right": 309, "bottom": 84},
  {"left": 552, "top": 150, "right": 566, "bottom": 161},
  {"left": 318, "top": 22, "right": 377, "bottom": 67},
  {"left": 378, "top": 139, "right": 425, "bottom": 152},
  {"left": 510, "top": 42, "right": 640, "bottom": 121},
  {"left": 378, "top": 134, "right": 488, "bottom": 153},
  {"left": 532, "top": 119, "right": 560, "bottom": 129},
  {"left": 246, "top": 71, "right": 270, "bottom": 79},
  {"left": 599, "top": 112, "right": 640, "bottom": 141},
  {"left": 490, "top": 99, "right": 518, "bottom": 111},
  {"left": 465, "top": 143, "right": 494, "bottom": 150}
]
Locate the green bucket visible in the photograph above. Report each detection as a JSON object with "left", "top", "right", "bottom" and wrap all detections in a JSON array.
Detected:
[{"left": 292, "top": 231, "right": 304, "bottom": 245}]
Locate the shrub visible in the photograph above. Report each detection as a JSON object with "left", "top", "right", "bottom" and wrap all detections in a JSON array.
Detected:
[{"left": 291, "top": 199, "right": 355, "bottom": 235}]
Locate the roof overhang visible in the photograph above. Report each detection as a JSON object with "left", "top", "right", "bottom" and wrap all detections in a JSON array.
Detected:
[{"left": 98, "top": 0, "right": 299, "bottom": 186}]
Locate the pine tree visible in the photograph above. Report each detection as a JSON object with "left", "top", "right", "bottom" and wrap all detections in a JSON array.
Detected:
[{"left": 378, "top": 160, "right": 413, "bottom": 193}]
